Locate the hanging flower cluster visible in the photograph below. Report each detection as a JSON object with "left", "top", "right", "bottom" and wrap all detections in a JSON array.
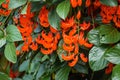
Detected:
[{"left": 1, "top": 0, "right": 120, "bottom": 80}]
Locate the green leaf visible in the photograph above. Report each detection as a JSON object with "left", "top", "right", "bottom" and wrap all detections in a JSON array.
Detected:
[
  {"left": 88, "top": 27, "right": 101, "bottom": 46},
  {"left": 0, "top": 0, "right": 5, "bottom": 5},
  {"left": 19, "top": 60, "right": 30, "bottom": 72},
  {"left": 0, "top": 56, "right": 8, "bottom": 71},
  {"left": 21, "top": 5, "right": 27, "bottom": 14},
  {"left": 40, "top": 75, "right": 50, "bottom": 80},
  {"left": 55, "top": 65, "right": 71, "bottom": 80},
  {"left": 100, "top": 0, "right": 118, "bottom": 6},
  {"left": 0, "top": 30, "right": 4, "bottom": 39},
  {"left": 56, "top": 0, "right": 70, "bottom": 19},
  {"left": 89, "top": 45, "right": 109, "bottom": 71},
  {"left": 29, "top": 61, "right": 40, "bottom": 73},
  {"left": 105, "top": 43, "right": 120, "bottom": 64},
  {"left": 57, "top": 39, "right": 64, "bottom": 62},
  {"left": 31, "top": 1, "right": 45, "bottom": 12},
  {"left": 6, "top": 25, "right": 22, "bottom": 42},
  {"left": 0, "top": 72, "right": 12, "bottom": 80},
  {"left": 99, "top": 25, "right": 120, "bottom": 44},
  {"left": 0, "top": 37, "right": 6, "bottom": 48},
  {"left": 48, "top": 9, "right": 61, "bottom": 30},
  {"left": 4, "top": 43, "right": 17, "bottom": 63},
  {"left": 112, "top": 65, "right": 120, "bottom": 80},
  {"left": 74, "top": 64, "right": 88, "bottom": 74},
  {"left": 9, "top": 0, "right": 27, "bottom": 9},
  {"left": 14, "top": 78, "right": 22, "bottom": 80},
  {"left": 41, "top": 55, "right": 49, "bottom": 62},
  {"left": 50, "top": 53, "right": 57, "bottom": 63},
  {"left": 23, "top": 74, "right": 34, "bottom": 80},
  {"left": 36, "top": 63, "right": 46, "bottom": 79}
]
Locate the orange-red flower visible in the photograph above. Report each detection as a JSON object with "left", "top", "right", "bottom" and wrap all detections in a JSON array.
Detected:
[
  {"left": 105, "top": 63, "right": 114, "bottom": 74},
  {"left": 10, "top": 69, "right": 19, "bottom": 79},
  {"left": 30, "top": 42, "right": 38, "bottom": 51},
  {"left": 80, "top": 53, "right": 88, "bottom": 62},
  {"left": 78, "top": 31, "right": 86, "bottom": 45},
  {"left": 85, "top": 0, "right": 91, "bottom": 7},
  {"left": 76, "top": 10, "right": 81, "bottom": 20},
  {"left": 40, "top": 48, "right": 53, "bottom": 55},
  {"left": 63, "top": 43, "right": 75, "bottom": 52},
  {"left": 70, "top": 0, "right": 82, "bottom": 8},
  {"left": 68, "top": 56, "right": 78, "bottom": 67},
  {"left": 100, "top": 5, "right": 117, "bottom": 24},
  {"left": 80, "top": 21, "right": 90, "bottom": 30},
  {"left": 38, "top": 6, "right": 49, "bottom": 27},
  {"left": 22, "top": 42, "right": 29, "bottom": 52},
  {"left": 41, "top": 31, "right": 53, "bottom": 43},
  {"left": 61, "top": 17, "right": 75, "bottom": 30},
  {"left": 62, "top": 53, "right": 75, "bottom": 61},
  {"left": 113, "top": 6, "right": 120, "bottom": 28}
]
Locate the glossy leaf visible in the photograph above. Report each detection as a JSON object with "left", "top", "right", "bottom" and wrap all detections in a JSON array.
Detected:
[
  {"left": 0, "top": 56, "right": 8, "bottom": 71},
  {"left": 112, "top": 65, "right": 120, "bottom": 80},
  {"left": 105, "top": 43, "right": 120, "bottom": 64},
  {"left": 56, "top": 0, "right": 70, "bottom": 19},
  {"left": 0, "top": 37, "right": 6, "bottom": 48},
  {"left": 23, "top": 74, "right": 34, "bottom": 80},
  {"left": 36, "top": 63, "right": 46, "bottom": 79},
  {"left": 21, "top": 5, "right": 27, "bottom": 14},
  {"left": 89, "top": 45, "right": 109, "bottom": 71},
  {"left": 0, "top": 72, "right": 12, "bottom": 80},
  {"left": 99, "top": 25, "right": 120, "bottom": 44},
  {"left": 88, "top": 27, "right": 101, "bottom": 46},
  {"left": 0, "top": 0, "right": 5, "bottom": 5},
  {"left": 100, "top": 0, "right": 118, "bottom": 6},
  {"left": 4, "top": 42, "right": 17, "bottom": 63},
  {"left": 19, "top": 60, "right": 30, "bottom": 72},
  {"left": 0, "top": 30, "right": 4, "bottom": 39},
  {"left": 9, "top": 0, "right": 27, "bottom": 9},
  {"left": 74, "top": 64, "right": 88, "bottom": 74},
  {"left": 55, "top": 65, "right": 71, "bottom": 80},
  {"left": 48, "top": 9, "right": 61, "bottom": 30},
  {"left": 6, "top": 25, "right": 22, "bottom": 42},
  {"left": 31, "top": 1, "right": 45, "bottom": 12},
  {"left": 40, "top": 75, "right": 50, "bottom": 80}
]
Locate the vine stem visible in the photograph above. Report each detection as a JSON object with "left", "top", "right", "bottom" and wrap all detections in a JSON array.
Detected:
[{"left": 90, "top": 71, "right": 94, "bottom": 80}]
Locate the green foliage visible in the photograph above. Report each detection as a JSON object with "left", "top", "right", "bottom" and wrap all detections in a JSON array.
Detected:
[
  {"left": 56, "top": 0, "right": 70, "bottom": 20},
  {"left": 74, "top": 64, "right": 88, "bottom": 74},
  {"left": 6, "top": 25, "right": 22, "bottom": 42},
  {"left": 0, "top": 0, "right": 5, "bottom": 5},
  {"left": 48, "top": 9, "right": 61, "bottom": 30},
  {"left": 4, "top": 42, "right": 17, "bottom": 63},
  {"left": 100, "top": 0, "right": 118, "bottom": 6},
  {"left": 0, "top": 37, "right": 6, "bottom": 48},
  {"left": 31, "top": 1, "right": 45, "bottom": 12},
  {"left": 1, "top": 0, "right": 120, "bottom": 80},
  {"left": 105, "top": 43, "right": 120, "bottom": 64},
  {"left": 23, "top": 74, "right": 34, "bottom": 80},
  {"left": 88, "top": 27, "right": 101, "bottom": 46},
  {"left": 19, "top": 60, "right": 30, "bottom": 72},
  {"left": 36, "top": 63, "right": 46, "bottom": 79},
  {"left": 88, "top": 25, "right": 120, "bottom": 45},
  {"left": 57, "top": 39, "right": 64, "bottom": 62},
  {"left": 9, "top": 0, "right": 27, "bottom": 9},
  {"left": 55, "top": 65, "right": 71, "bottom": 80},
  {"left": 0, "top": 30, "right": 4, "bottom": 39},
  {"left": 89, "top": 45, "right": 109, "bottom": 71},
  {"left": 99, "top": 25, "right": 120, "bottom": 44},
  {"left": 112, "top": 65, "right": 120, "bottom": 80},
  {"left": 0, "top": 72, "right": 12, "bottom": 80}
]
